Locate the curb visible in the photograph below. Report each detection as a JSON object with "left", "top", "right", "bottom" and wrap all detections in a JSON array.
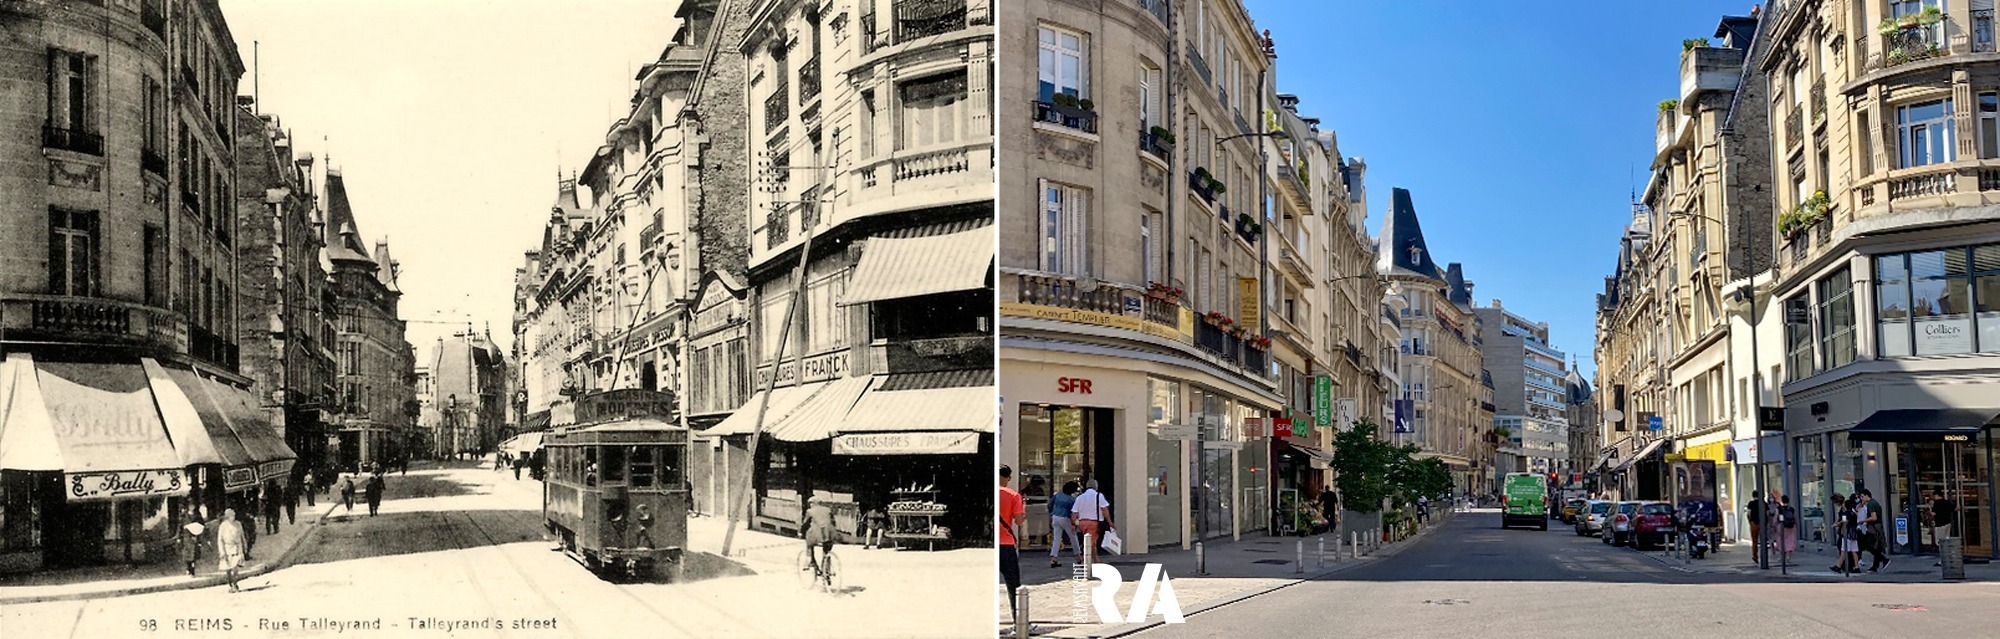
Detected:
[
  {"left": 0, "top": 497, "right": 344, "bottom": 605},
  {"left": 1034, "top": 512, "right": 1458, "bottom": 639}
]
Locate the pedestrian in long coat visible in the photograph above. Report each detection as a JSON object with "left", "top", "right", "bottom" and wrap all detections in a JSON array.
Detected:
[
  {"left": 216, "top": 509, "right": 246, "bottom": 593},
  {"left": 365, "top": 473, "right": 385, "bottom": 516},
  {"left": 340, "top": 476, "right": 357, "bottom": 514}
]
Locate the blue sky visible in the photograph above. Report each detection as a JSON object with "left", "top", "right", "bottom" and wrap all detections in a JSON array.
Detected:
[{"left": 1245, "top": 0, "right": 1753, "bottom": 379}]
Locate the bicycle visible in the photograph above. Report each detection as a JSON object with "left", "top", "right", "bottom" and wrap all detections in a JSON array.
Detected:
[{"left": 796, "top": 546, "right": 842, "bottom": 592}]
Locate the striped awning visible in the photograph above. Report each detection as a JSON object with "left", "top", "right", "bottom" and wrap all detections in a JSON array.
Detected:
[
  {"left": 145, "top": 358, "right": 255, "bottom": 468},
  {"left": 836, "top": 370, "right": 994, "bottom": 435},
  {"left": 768, "top": 376, "right": 875, "bottom": 442},
  {"left": 702, "top": 382, "right": 827, "bottom": 438},
  {"left": 838, "top": 223, "right": 993, "bottom": 306}
]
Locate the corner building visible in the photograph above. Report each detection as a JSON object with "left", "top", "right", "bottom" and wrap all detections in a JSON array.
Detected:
[{"left": 1761, "top": 0, "right": 2000, "bottom": 559}]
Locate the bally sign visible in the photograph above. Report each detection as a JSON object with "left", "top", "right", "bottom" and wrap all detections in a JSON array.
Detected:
[
  {"left": 832, "top": 432, "right": 981, "bottom": 455},
  {"left": 67, "top": 469, "right": 187, "bottom": 502}
]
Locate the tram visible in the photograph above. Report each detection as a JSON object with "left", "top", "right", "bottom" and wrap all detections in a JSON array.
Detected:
[{"left": 541, "top": 390, "right": 688, "bottom": 581}]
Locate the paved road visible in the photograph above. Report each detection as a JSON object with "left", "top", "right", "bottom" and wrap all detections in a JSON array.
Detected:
[
  {"left": 2, "top": 464, "right": 988, "bottom": 639},
  {"left": 1133, "top": 510, "right": 2000, "bottom": 639}
]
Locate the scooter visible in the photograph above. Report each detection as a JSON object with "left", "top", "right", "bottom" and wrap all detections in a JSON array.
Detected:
[{"left": 1686, "top": 524, "right": 1711, "bottom": 559}]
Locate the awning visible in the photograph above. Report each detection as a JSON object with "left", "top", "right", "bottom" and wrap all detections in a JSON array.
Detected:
[
  {"left": 0, "top": 353, "right": 63, "bottom": 472},
  {"left": 501, "top": 432, "right": 544, "bottom": 455},
  {"left": 1848, "top": 408, "right": 2000, "bottom": 443},
  {"left": 838, "top": 225, "right": 994, "bottom": 306},
  {"left": 1610, "top": 438, "right": 1668, "bottom": 472},
  {"left": 830, "top": 372, "right": 994, "bottom": 455},
  {"left": 143, "top": 358, "right": 255, "bottom": 469},
  {"left": 0, "top": 354, "right": 189, "bottom": 500},
  {"left": 523, "top": 409, "right": 552, "bottom": 431},
  {"left": 167, "top": 367, "right": 295, "bottom": 483},
  {"left": 1277, "top": 441, "right": 1336, "bottom": 466},
  {"left": 768, "top": 376, "right": 875, "bottom": 443},
  {"left": 702, "top": 382, "right": 828, "bottom": 437}
]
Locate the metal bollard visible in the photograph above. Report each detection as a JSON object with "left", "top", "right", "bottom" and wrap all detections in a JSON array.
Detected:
[
  {"left": 1351, "top": 531, "right": 1361, "bottom": 558},
  {"left": 1195, "top": 541, "right": 1207, "bottom": 575},
  {"left": 1082, "top": 533, "right": 1095, "bottom": 571},
  {"left": 1296, "top": 539, "right": 1305, "bottom": 573},
  {"left": 1317, "top": 536, "right": 1326, "bottom": 568},
  {"left": 1015, "top": 588, "right": 1031, "bottom": 638}
]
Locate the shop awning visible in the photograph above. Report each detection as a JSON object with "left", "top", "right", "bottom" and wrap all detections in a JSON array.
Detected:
[
  {"left": 702, "top": 382, "right": 827, "bottom": 438},
  {"left": 838, "top": 224, "right": 994, "bottom": 306},
  {"left": 768, "top": 376, "right": 875, "bottom": 443},
  {"left": 1848, "top": 408, "right": 2000, "bottom": 443},
  {"left": 830, "top": 371, "right": 993, "bottom": 455},
  {"left": 168, "top": 367, "right": 295, "bottom": 483},
  {"left": 0, "top": 353, "right": 63, "bottom": 472},
  {"left": 523, "top": 409, "right": 552, "bottom": 431},
  {"left": 143, "top": 358, "right": 255, "bottom": 469},
  {"left": 501, "top": 432, "right": 544, "bottom": 455},
  {"left": 1278, "top": 441, "right": 1335, "bottom": 466},
  {"left": 0, "top": 353, "right": 190, "bottom": 500},
  {"left": 1610, "top": 438, "right": 1667, "bottom": 472}
]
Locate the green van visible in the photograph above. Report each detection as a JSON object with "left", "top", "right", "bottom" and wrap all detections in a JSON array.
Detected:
[{"left": 1501, "top": 472, "right": 1548, "bottom": 530}]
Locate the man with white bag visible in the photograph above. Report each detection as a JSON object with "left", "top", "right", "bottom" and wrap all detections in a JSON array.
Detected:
[{"left": 1073, "top": 479, "right": 1118, "bottom": 555}]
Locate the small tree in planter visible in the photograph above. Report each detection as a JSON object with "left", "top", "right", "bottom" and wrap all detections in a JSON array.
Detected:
[{"left": 1150, "top": 125, "right": 1176, "bottom": 147}]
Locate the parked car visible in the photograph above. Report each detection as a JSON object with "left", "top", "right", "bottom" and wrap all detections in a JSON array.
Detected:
[
  {"left": 1630, "top": 501, "right": 1676, "bottom": 549},
  {"left": 1560, "top": 498, "right": 1586, "bottom": 524},
  {"left": 1574, "top": 500, "right": 1612, "bottom": 536},
  {"left": 1602, "top": 501, "right": 1641, "bottom": 546}
]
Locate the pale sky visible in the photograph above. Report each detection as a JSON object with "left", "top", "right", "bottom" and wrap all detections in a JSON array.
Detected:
[{"left": 220, "top": 0, "right": 679, "bottom": 362}]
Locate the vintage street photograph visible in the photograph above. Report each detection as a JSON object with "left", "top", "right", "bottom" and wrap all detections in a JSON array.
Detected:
[{"left": 0, "top": 1, "right": 996, "bottom": 637}]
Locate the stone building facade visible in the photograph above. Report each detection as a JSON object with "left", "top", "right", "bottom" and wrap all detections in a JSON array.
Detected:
[{"left": 323, "top": 171, "right": 415, "bottom": 471}]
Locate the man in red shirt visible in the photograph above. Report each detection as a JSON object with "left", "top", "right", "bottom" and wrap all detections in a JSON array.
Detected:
[{"left": 999, "top": 465, "right": 1025, "bottom": 623}]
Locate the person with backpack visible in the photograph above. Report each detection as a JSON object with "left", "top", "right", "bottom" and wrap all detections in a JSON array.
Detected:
[{"left": 1773, "top": 493, "right": 1799, "bottom": 564}]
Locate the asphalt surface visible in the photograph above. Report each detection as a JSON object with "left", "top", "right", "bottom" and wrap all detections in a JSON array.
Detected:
[{"left": 1132, "top": 510, "right": 2000, "bottom": 639}]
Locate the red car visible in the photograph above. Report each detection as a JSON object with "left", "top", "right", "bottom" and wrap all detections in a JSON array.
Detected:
[{"left": 1630, "top": 501, "right": 1676, "bottom": 549}]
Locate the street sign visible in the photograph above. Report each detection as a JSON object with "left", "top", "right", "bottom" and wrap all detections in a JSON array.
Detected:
[
  {"left": 1647, "top": 414, "right": 1663, "bottom": 431},
  {"left": 1155, "top": 423, "right": 1198, "bottom": 441},
  {"left": 1758, "top": 406, "right": 1784, "bottom": 431},
  {"left": 1313, "top": 375, "right": 1333, "bottom": 428}
]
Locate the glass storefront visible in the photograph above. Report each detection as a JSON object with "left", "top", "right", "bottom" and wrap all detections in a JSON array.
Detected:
[
  {"left": 1015, "top": 403, "right": 1114, "bottom": 549},
  {"left": 1236, "top": 401, "right": 1268, "bottom": 535},
  {"left": 1146, "top": 379, "right": 1184, "bottom": 548},
  {"left": 1797, "top": 435, "right": 1827, "bottom": 543},
  {"left": 1885, "top": 438, "right": 1992, "bottom": 557},
  {"left": 1191, "top": 388, "right": 1234, "bottom": 540}
]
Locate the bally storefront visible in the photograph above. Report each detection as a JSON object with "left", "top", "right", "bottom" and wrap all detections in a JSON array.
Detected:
[{"left": 999, "top": 350, "right": 1281, "bottom": 555}]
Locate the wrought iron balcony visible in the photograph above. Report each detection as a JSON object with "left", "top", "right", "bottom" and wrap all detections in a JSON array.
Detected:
[
  {"left": 1786, "top": 104, "right": 1803, "bottom": 148},
  {"left": 895, "top": 0, "right": 967, "bottom": 42},
  {"left": 798, "top": 55, "right": 821, "bottom": 105},
  {"left": 1033, "top": 100, "right": 1097, "bottom": 133},
  {"left": 763, "top": 86, "right": 789, "bottom": 133},
  {"left": 1810, "top": 82, "right": 1825, "bottom": 121},
  {"left": 1138, "top": 0, "right": 1170, "bottom": 25},
  {"left": 1188, "top": 171, "right": 1217, "bottom": 204},
  {"left": 1188, "top": 43, "right": 1212, "bottom": 85},
  {"left": 1140, "top": 129, "right": 1172, "bottom": 159},
  {"left": 1881, "top": 27, "right": 1945, "bottom": 68},
  {"left": 42, "top": 124, "right": 103, "bottom": 156}
]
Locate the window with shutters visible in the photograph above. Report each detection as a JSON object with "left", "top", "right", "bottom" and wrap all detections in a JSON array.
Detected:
[
  {"left": 48, "top": 208, "right": 99, "bottom": 296},
  {"left": 46, "top": 49, "right": 97, "bottom": 140},
  {"left": 1039, "top": 181, "right": 1090, "bottom": 275}
]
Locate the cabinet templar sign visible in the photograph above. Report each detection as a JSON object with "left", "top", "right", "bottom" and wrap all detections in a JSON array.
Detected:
[{"left": 1058, "top": 377, "right": 1093, "bottom": 394}]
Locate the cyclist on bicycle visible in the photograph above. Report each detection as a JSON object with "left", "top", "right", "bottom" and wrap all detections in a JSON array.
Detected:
[{"left": 804, "top": 495, "right": 836, "bottom": 576}]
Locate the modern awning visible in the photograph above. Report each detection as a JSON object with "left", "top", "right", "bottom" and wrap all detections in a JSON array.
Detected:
[
  {"left": 768, "top": 376, "right": 875, "bottom": 443},
  {"left": 1610, "top": 438, "right": 1668, "bottom": 472},
  {"left": 1848, "top": 408, "right": 2000, "bottom": 443},
  {"left": 1278, "top": 441, "right": 1336, "bottom": 465},
  {"left": 838, "top": 225, "right": 994, "bottom": 306},
  {"left": 701, "top": 382, "right": 827, "bottom": 438},
  {"left": 144, "top": 358, "right": 255, "bottom": 469}
]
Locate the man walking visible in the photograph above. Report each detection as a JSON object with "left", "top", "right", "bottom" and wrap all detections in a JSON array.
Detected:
[
  {"left": 365, "top": 472, "right": 385, "bottom": 517},
  {"left": 1858, "top": 489, "right": 1890, "bottom": 572},
  {"left": 1930, "top": 490, "right": 1957, "bottom": 547},
  {"left": 302, "top": 471, "right": 317, "bottom": 507},
  {"left": 1745, "top": 491, "right": 1765, "bottom": 563},
  {"left": 998, "top": 465, "right": 1025, "bottom": 625},
  {"left": 1073, "top": 479, "right": 1113, "bottom": 557}
]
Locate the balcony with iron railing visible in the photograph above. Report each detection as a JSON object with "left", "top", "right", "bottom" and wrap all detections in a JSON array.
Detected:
[
  {"left": 42, "top": 124, "right": 103, "bottom": 156},
  {"left": 1033, "top": 99, "right": 1098, "bottom": 134},
  {"left": 1877, "top": 25, "right": 1947, "bottom": 70},
  {"left": 763, "top": 86, "right": 789, "bottom": 133},
  {"left": 895, "top": 0, "right": 968, "bottom": 43},
  {"left": 1810, "top": 82, "right": 1825, "bottom": 121},
  {"left": 1188, "top": 42, "right": 1211, "bottom": 85},
  {"left": 1, "top": 294, "right": 190, "bottom": 355},
  {"left": 799, "top": 55, "right": 821, "bottom": 106},
  {"left": 1138, "top": 0, "right": 1170, "bottom": 25},
  {"left": 1140, "top": 128, "right": 1172, "bottom": 160},
  {"left": 142, "top": 147, "right": 167, "bottom": 176},
  {"left": 1786, "top": 104, "right": 1803, "bottom": 148}
]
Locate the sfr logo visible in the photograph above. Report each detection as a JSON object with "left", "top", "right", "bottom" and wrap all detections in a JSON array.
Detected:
[{"left": 1058, "top": 377, "right": 1093, "bottom": 394}]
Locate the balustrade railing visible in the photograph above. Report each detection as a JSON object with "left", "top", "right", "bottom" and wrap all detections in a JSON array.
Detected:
[
  {"left": 1889, "top": 169, "right": 1956, "bottom": 200},
  {"left": 894, "top": 145, "right": 970, "bottom": 181}
]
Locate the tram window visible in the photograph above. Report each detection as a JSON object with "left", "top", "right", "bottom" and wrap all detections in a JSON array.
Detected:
[
  {"left": 604, "top": 446, "right": 626, "bottom": 483},
  {"left": 584, "top": 447, "right": 599, "bottom": 486},
  {"left": 661, "top": 444, "right": 685, "bottom": 487},
  {"left": 631, "top": 447, "right": 656, "bottom": 488}
]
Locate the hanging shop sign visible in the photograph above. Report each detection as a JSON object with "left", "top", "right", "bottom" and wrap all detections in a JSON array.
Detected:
[
  {"left": 1313, "top": 375, "right": 1333, "bottom": 428},
  {"left": 223, "top": 466, "right": 260, "bottom": 491},
  {"left": 67, "top": 469, "right": 188, "bottom": 502},
  {"left": 1338, "top": 399, "right": 1357, "bottom": 432},
  {"left": 1238, "top": 278, "right": 1260, "bottom": 333},
  {"left": 1153, "top": 423, "right": 1198, "bottom": 441},
  {"left": 1274, "top": 417, "right": 1294, "bottom": 438}
]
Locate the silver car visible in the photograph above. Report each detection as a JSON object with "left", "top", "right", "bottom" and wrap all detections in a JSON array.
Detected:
[
  {"left": 1602, "top": 501, "right": 1642, "bottom": 546},
  {"left": 1574, "top": 500, "right": 1612, "bottom": 536}
]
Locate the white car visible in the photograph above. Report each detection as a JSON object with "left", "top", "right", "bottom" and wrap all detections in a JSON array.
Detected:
[
  {"left": 1574, "top": 500, "right": 1612, "bottom": 536},
  {"left": 1602, "top": 501, "right": 1641, "bottom": 546}
]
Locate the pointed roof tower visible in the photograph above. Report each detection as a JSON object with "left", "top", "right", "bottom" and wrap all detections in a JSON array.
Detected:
[
  {"left": 1376, "top": 187, "right": 1443, "bottom": 280},
  {"left": 1445, "top": 263, "right": 1473, "bottom": 308},
  {"left": 323, "top": 169, "right": 375, "bottom": 266},
  {"left": 374, "top": 239, "right": 401, "bottom": 292}
]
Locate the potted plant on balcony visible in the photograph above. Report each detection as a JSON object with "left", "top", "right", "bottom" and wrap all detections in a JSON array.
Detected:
[
  {"left": 1147, "top": 281, "right": 1184, "bottom": 304},
  {"left": 1204, "top": 311, "right": 1230, "bottom": 328},
  {"left": 1150, "top": 125, "right": 1176, "bottom": 148},
  {"left": 1047, "top": 93, "right": 1096, "bottom": 121},
  {"left": 1778, "top": 189, "right": 1829, "bottom": 239},
  {"left": 1248, "top": 335, "right": 1272, "bottom": 351},
  {"left": 1879, "top": 17, "right": 1903, "bottom": 37},
  {"left": 1919, "top": 5, "right": 1944, "bottom": 26}
]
